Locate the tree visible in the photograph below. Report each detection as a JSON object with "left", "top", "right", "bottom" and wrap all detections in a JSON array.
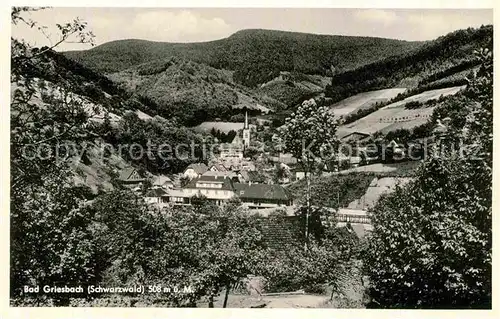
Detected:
[
  {"left": 10, "top": 7, "right": 98, "bottom": 305},
  {"left": 273, "top": 163, "right": 291, "bottom": 184},
  {"left": 254, "top": 221, "right": 358, "bottom": 297},
  {"left": 363, "top": 48, "right": 492, "bottom": 308},
  {"left": 279, "top": 98, "right": 339, "bottom": 247},
  {"left": 192, "top": 204, "right": 264, "bottom": 307},
  {"left": 180, "top": 175, "right": 190, "bottom": 187},
  {"left": 86, "top": 190, "right": 265, "bottom": 307}
]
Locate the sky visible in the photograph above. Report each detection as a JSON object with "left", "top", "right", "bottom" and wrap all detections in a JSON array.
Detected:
[{"left": 11, "top": 7, "right": 493, "bottom": 51}]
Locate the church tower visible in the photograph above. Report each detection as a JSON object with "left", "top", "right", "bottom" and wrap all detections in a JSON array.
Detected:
[{"left": 242, "top": 110, "right": 250, "bottom": 148}]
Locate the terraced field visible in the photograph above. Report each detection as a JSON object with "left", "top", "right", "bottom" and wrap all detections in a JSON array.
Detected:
[{"left": 338, "top": 86, "right": 465, "bottom": 136}]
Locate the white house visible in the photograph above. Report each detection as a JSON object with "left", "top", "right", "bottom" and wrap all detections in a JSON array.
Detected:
[{"left": 182, "top": 175, "right": 235, "bottom": 206}]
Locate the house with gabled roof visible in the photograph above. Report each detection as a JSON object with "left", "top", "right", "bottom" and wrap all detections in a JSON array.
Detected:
[
  {"left": 118, "top": 167, "right": 146, "bottom": 187},
  {"left": 233, "top": 183, "right": 293, "bottom": 209},
  {"left": 238, "top": 170, "right": 266, "bottom": 184},
  {"left": 209, "top": 163, "right": 228, "bottom": 172},
  {"left": 183, "top": 163, "right": 209, "bottom": 179},
  {"left": 152, "top": 175, "right": 174, "bottom": 189},
  {"left": 202, "top": 170, "right": 239, "bottom": 182},
  {"left": 144, "top": 188, "right": 168, "bottom": 205}
]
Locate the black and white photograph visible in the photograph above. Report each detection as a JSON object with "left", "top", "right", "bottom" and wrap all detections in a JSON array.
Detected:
[{"left": 5, "top": 2, "right": 495, "bottom": 314}]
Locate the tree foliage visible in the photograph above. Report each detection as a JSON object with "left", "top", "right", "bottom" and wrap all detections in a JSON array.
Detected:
[
  {"left": 86, "top": 191, "right": 265, "bottom": 307},
  {"left": 10, "top": 7, "right": 100, "bottom": 305},
  {"left": 65, "top": 29, "right": 421, "bottom": 87},
  {"left": 279, "top": 98, "right": 339, "bottom": 172},
  {"left": 363, "top": 48, "right": 492, "bottom": 308}
]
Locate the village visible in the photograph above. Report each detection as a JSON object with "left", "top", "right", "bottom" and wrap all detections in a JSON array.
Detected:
[
  {"left": 9, "top": 7, "right": 492, "bottom": 310},
  {"left": 117, "top": 112, "right": 297, "bottom": 211},
  {"left": 112, "top": 106, "right": 432, "bottom": 242}
]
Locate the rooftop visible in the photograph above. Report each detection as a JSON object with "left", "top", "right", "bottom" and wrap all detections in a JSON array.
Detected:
[
  {"left": 233, "top": 183, "right": 292, "bottom": 201},
  {"left": 153, "top": 175, "right": 173, "bottom": 186},
  {"left": 184, "top": 163, "right": 209, "bottom": 175},
  {"left": 202, "top": 171, "right": 238, "bottom": 179},
  {"left": 118, "top": 167, "right": 144, "bottom": 181},
  {"left": 145, "top": 188, "right": 167, "bottom": 197},
  {"left": 184, "top": 175, "right": 235, "bottom": 191}
]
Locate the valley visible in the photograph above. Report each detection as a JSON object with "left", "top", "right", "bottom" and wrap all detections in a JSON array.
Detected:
[{"left": 10, "top": 7, "right": 493, "bottom": 309}]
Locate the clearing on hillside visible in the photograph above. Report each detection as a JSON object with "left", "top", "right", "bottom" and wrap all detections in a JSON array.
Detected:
[
  {"left": 329, "top": 88, "right": 407, "bottom": 116},
  {"left": 338, "top": 86, "right": 465, "bottom": 136},
  {"left": 196, "top": 121, "right": 257, "bottom": 133}
]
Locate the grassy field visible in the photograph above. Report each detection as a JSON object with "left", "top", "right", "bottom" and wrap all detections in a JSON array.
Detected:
[
  {"left": 338, "top": 86, "right": 465, "bottom": 135},
  {"left": 329, "top": 88, "right": 407, "bottom": 116}
]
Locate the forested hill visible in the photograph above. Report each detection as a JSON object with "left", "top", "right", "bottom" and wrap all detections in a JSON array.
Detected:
[
  {"left": 63, "top": 29, "right": 423, "bottom": 87},
  {"left": 326, "top": 25, "right": 493, "bottom": 102}
]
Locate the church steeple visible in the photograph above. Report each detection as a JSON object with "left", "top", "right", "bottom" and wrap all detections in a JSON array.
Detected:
[{"left": 242, "top": 110, "right": 250, "bottom": 148}]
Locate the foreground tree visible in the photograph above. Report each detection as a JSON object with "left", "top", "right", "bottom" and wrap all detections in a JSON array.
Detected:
[
  {"left": 86, "top": 193, "right": 264, "bottom": 307},
  {"left": 10, "top": 7, "right": 98, "bottom": 305},
  {"left": 364, "top": 48, "right": 492, "bottom": 308}
]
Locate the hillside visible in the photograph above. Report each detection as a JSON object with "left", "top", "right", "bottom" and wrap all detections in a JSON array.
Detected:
[
  {"left": 337, "top": 85, "right": 465, "bottom": 137},
  {"left": 64, "top": 29, "right": 423, "bottom": 87},
  {"left": 12, "top": 47, "right": 216, "bottom": 190},
  {"left": 329, "top": 88, "right": 406, "bottom": 117},
  {"left": 326, "top": 25, "right": 492, "bottom": 102},
  {"left": 256, "top": 71, "right": 331, "bottom": 109},
  {"left": 107, "top": 56, "right": 287, "bottom": 126}
]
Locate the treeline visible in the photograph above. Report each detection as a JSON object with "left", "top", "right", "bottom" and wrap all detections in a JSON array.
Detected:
[
  {"left": 418, "top": 59, "right": 479, "bottom": 86},
  {"left": 326, "top": 25, "right": 492, "bottom": 103},
  {"left": 287, "top": 172, "right": 377, "bottom": 209},
  {"left": 12, "top": 188, "right": 361, "bottom": 306},
  {"left": 23, "top": 49, "right": 170, "bottom": 121}
]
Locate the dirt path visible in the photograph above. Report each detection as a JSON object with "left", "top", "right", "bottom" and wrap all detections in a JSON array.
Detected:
[{"left": 198, "top": 293, "right": 329, "bottom": 308}]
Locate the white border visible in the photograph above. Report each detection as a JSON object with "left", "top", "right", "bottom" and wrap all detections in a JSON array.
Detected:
[{"left": 1, "top": 1, "right": 497, "bottom": 318}]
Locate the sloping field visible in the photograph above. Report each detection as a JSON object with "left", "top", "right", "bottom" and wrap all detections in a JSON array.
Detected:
[
  {"left": 196, "top": 121, "right": 257, "bottom": 133},
  {"left": 381, "top": 86, "right": 465, "bottom": 109},
  {"left": 329, "top": 88, "right": 407, "bottom": 116},
  {"left": 348, "top": 175, "right": 414, "bottom": 210},
  {"left": 72, "top": 142, "right": 131, "bottom": 193},
  {"left": 339, "top": 86, "right": 465, "bottom": 135},
  {"left": 333, "top": 161, "right": 421, "bottom": 175},
  {"left": 232, "top": 91, "right": 272, "bottom": 113}
]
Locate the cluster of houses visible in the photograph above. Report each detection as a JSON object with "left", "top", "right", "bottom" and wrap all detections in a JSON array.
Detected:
[{"left": 118, "top": 161, "right": 293, "bottom": 210}]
